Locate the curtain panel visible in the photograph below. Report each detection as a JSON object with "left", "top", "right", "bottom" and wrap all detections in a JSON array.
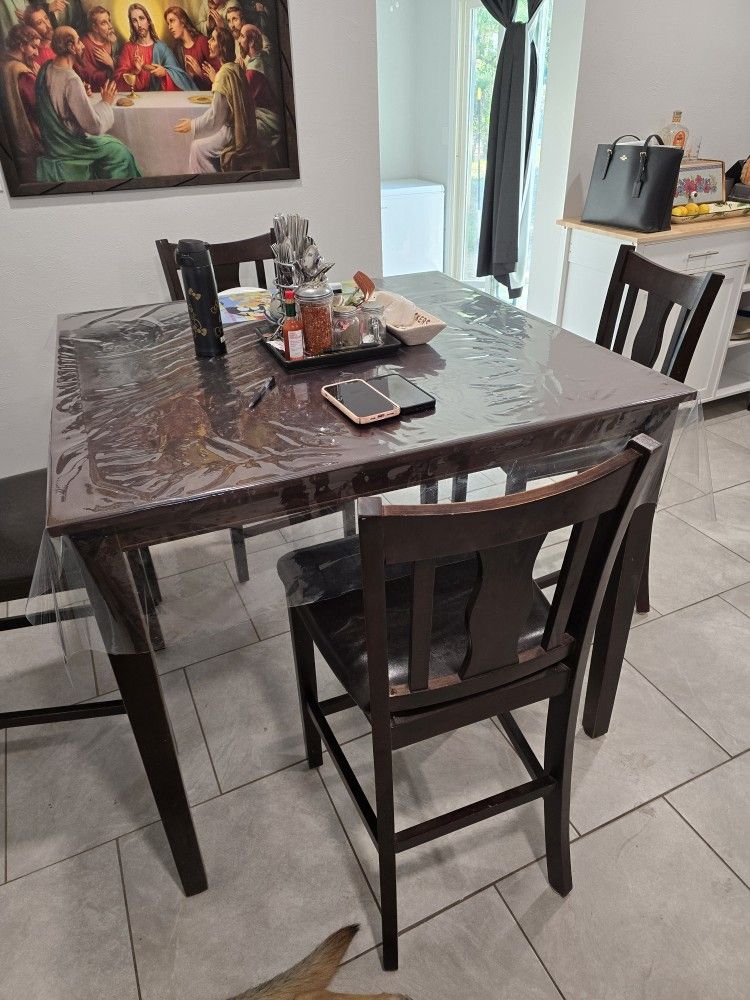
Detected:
[{"left": 477, "top": 0, "right": 545, "bottom": 297}]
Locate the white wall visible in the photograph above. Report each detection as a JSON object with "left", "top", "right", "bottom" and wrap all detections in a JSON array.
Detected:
[
  {"left": 565, "top": 0, "right": 750, "bottom": 218},
  {"left": 377, "top": 0, "right": 455, "bottom": 188},
  {"left": 0, "top": 0, "right": 382, "bottom": 478},
  {"left": 377, "top": 0, "right": 418, "bottom": 179}
]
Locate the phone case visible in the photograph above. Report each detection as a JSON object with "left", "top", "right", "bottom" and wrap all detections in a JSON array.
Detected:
[{"left": 321, "top": 380, "right": 401, "bottom": 425}]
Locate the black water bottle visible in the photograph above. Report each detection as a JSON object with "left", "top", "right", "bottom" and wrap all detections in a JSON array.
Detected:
[{"left": 176, "top": 239, "right": 227, "bottom": 359}]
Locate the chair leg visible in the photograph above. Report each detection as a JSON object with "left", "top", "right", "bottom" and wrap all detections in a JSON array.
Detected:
[
  {"left": 451, "top": 474, "right": 468, "bottom": 503},
  {"left": 420, "top": 480, "right": 438, "bottom": 505},
  {"left": 288, "top": 607, "right": 323, "bottom": 768},
  {"left": 504, "top": 467, "right": 528, "bottom": 495},
  {"left": 139, "top": 547, "right": 162, "bottom": 606},
  {"left": 230, "top": 527, "right": 250, "bottom": 583},
  {"left": 543, "top": 688, "right": 575, "bottom": 896},
  {"left": 372, "top": 725, "right": 398, "bottom": 970},
  {"left": 635, "top": 535, "right": 651, "bottom": 614},
  {"left": 342, "top": 500, "right": 357, "bottom": 537}
]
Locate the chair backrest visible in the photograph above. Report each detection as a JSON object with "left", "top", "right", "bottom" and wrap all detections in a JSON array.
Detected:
[
  {"left": 156, "top": 231, "right": 275, "bottom": 302},
  {"left": 597, "top": 245, "right": 724, "bottom": 384},
  {"left": 358, "top": 435, "right": 660, "bottom": 715}
]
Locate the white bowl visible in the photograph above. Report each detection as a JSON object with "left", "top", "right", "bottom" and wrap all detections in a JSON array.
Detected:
[{"left": 387, "top": 308, "right": 446, "bottom": 346}]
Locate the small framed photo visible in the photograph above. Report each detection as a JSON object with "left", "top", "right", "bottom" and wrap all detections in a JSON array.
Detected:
[{"left": 674, "top": 159, "right": 726, "bottom": 206}]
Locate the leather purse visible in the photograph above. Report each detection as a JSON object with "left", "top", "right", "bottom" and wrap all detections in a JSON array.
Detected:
[{"left": 582, "top": 134, "right": 684, "bottom": 233}]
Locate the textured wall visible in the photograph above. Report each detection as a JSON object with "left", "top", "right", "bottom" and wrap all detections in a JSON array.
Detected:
[{"left": 0, "top": 0, "right": 382, "bottom": 476}]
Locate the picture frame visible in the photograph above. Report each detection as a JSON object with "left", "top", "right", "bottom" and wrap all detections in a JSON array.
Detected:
[{"left": 0, "top": 0, "right": 298, "bottom": 197}]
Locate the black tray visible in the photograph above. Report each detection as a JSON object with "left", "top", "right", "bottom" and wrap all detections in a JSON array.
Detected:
[{"left": 261, "top": 332, "right": 401, "bottom": 371}]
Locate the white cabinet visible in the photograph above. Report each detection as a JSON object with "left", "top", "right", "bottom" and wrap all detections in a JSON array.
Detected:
[{"left": 558, "top": 218, "right": 750, "bottom": 402}]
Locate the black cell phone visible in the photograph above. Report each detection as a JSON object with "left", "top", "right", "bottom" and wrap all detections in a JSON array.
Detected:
[{"left": 367, "top": 374, "right": 436, "bottom": 414}]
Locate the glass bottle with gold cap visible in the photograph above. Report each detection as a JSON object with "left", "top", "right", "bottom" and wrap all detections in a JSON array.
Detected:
[{"left": 661, "top": 111, "right": 690, "bottom": 151}]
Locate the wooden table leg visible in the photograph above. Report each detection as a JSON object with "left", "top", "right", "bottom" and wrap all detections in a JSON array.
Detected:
[{"left": 73, "top": 534, "right": 208, "bottom": 896}]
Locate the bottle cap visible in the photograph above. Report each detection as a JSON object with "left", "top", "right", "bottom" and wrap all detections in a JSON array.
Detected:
[
  {"left": 672, "top": 111, "right": 682, "bottom": 122},
  {"left": 284, "top": 290, "right": 295, "bottom": 301},
  {"left": 175, "top": 239, "right": 212, "bottom": 268}
]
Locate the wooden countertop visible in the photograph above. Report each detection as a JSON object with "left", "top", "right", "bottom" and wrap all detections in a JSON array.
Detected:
[{"left": 558, "top": 214, "right": 750, "bottom": 245}]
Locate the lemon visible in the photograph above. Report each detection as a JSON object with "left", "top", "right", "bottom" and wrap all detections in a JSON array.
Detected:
[
  {"left": 698, "top": 203, "right": 711, "bottom": 215},
  {"left": 672, "top": 205, "right": 688, "bottom": 217},
  {"left": 685, "top": 202, "right": 700, "bottom": 216}
]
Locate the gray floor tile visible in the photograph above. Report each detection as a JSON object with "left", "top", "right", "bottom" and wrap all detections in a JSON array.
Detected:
[
  {"left": 321, "top": 722, "right": 568, "bottom": 930},
  {"left": 120, "top": 768, "right": 380, "bottom": 1000},
  {"left": 0, "top": 622, "right": 96, "bottom": 709},
  {"left": 667, "top": 752, "right": 750, "bottom": 886},
  {"left": 707, "top": 411, "right": 750, "bottom": 449},
  {"left": 672, "top": 482, "right": 750, "bottom": 561},
  {"left": 646, "top": 510, "right": 750, "bottom": 614},
  {"left": 232, "top": 540, "right": 297, "bottom": 640},
  {"left": 187, "top": 633, "right": 369, "bottom": 792},
  {"left": 6, "top": 669, "right": 217, "bottom": 879},
  {"left": 333, "top": 888, "right": 561, "bottom": 1000},
  {"left": 722, "top": 581, "right": 750, "bottom": 618},
  {"left": 500, "top": 799, "right": 750, "bottom": 1000},
  {"left": 704, "top": 431, "right": 750, "bottom": 491},
  {"left": 383, "top": 471, "right": 493, "bottom": 505},
  {"left": 631, "top": 606, "right": 661, "bottom": 626},
  {"left": 150, "top": 528, "right": 285, "bottom": 579},
  {"left": 626, "top": 597, "right": 750, "bottom": 754},
  {"left": 152, "top": 561, "right": 258, "bottom": 673},
  {"left": 0, "top": 843, "right": 138, "bottom": 1000},
  {"left": 279, "top": 508, "right": 349, "bottom": 543},
  {"left": 511, "top": 664, "right": 727, "bottom": 833},
  {"left": 657, "top": 472, "right": 703, "bottom": 509}
]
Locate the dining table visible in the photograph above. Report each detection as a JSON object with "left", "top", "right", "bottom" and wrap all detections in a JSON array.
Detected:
[{"left": 40, "top": 272, "right": 694, "bottom": 896}]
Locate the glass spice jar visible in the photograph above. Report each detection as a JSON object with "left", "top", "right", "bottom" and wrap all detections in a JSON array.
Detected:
[
  {"left": 333, "top": 303, "right": 362, "bottom": 350},
  {"left": 296, "top": 283, "right": 334, "bottom": 356},
  {"left": 360, "top": 299, "right": 387, "bottom": 346}
]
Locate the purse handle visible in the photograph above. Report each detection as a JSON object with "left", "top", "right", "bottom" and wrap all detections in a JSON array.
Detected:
[{"left": 602, "top": 133, "right": 666, "bottom": 198}]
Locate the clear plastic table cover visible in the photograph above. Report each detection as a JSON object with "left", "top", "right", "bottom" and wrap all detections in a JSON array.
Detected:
[{"left": 27, "top": 276, "right": 705, "bottom": 691}]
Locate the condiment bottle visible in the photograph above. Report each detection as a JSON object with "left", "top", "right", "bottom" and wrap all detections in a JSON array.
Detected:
[
  {"left": 333, "top": 303, "right": 361, "bottom": 350},
  {"left": 661, "top": 110, "right": 690, "bottom": 150},
  {"left": 296, "top": 283, "right": 334, "bottom": 356},
  {"left": 282, "top": 290, "right": 304, "bottom": 361},
  {"left": 176, "top": 239, "right": 226, "bottom": 359},
  {"left": 360, "top": 299, "right": 387, "bottom": 346}
]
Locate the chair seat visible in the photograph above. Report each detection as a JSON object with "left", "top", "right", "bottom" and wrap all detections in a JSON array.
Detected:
[
  {"left": 279, "top": 536, "right": 550, "bottom": 716},
  {"left": 0, "top": 469, "right": 46, "bottom": 602}
]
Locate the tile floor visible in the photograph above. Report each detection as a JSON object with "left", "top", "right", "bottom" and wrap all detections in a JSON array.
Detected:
[{"left": 1, "top": 399, "right": 749, "bottom": 999}]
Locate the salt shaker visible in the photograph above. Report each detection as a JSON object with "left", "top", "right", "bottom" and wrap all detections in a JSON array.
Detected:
[{"left": 360, "top": 299, "right": 387, "bottom": 346}]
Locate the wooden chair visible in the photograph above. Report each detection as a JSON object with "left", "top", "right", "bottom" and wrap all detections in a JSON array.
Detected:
[
  {"left": 431, "top": 245, "right": 724, "bottom": 612},
  {"left": 0, "top": 469, "right": 127, "bottom": 729},
  {"left": 156, "top": 234, "right": 357, "bottom": 583},
  {"left": 278, "top": 433, "right": 661, "bottom": 969}
]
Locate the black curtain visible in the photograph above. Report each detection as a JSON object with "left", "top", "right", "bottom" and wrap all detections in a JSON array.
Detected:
[{"left": 477, "top": 0, "right": 545, "bottom": 298}]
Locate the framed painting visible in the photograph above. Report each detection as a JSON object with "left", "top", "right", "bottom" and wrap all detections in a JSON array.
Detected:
[{"left": 0, "top": 0, "right": 298, "bottom": 196}]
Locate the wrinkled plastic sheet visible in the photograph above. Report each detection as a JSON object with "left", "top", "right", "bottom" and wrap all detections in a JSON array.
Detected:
[{"left": 24, "top": 281, "right": 706, "bottom": 699}]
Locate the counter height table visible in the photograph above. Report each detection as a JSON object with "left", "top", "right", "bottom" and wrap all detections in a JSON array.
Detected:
[{"left": 45, "top": 274, "right": 693, "bottom": 893}]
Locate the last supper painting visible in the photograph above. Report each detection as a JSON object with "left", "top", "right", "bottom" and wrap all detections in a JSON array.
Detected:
[{"left": 0, "top": 0, "right": 298, "bottom": 195}]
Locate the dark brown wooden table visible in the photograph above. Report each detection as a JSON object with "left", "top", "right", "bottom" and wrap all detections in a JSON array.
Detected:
[{"left": 47, "top": 274, "right": 692, "bottom": 893}]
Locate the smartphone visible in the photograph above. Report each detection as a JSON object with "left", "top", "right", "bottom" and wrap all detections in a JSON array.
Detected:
[
  {"left": 367, "top": 373, "right": 436, "bottom": 415},
  {"left": 322, "top": 379, "right": 401, "bottom": 425}
]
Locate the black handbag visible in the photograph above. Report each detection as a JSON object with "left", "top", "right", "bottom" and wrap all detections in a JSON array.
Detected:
[{"left": 582, "top": 134, "right": 684, "bottom": 233}]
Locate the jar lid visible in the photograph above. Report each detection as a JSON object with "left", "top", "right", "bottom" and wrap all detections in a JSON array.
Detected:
[
  {"left": 296, "top": 282, "right": 333, "bottom": 301},
  {"left": 333, "top": 303, "right": 357, "bottom": 315},
  {"left": 361, "top": 299, "right": 385, "bottom": 312}
]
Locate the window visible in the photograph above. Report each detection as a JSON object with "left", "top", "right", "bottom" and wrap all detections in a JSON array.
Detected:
[{"left": 449, "top": 0, "right": 553, "bottom": 306}]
